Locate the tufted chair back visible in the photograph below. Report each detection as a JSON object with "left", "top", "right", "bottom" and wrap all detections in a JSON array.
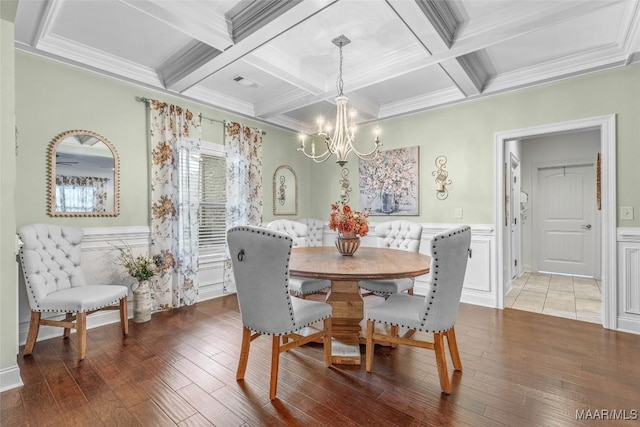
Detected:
[
  {"left": 19, "top": 223, "right": 87, "bottom": 310},
  {"left": 421, "top": 226, "right": 471, "bottom": 332},
  {"left": 227, "top": 226, "right": 298, "bottom": 334},
  {"left": 266, "top": 220, "right": 308, "bottom": 247},
  {"left": 375, "top": 220, "right": 423, "bottom": 252},
  {"left": 296, "top": 218, "right": 324, "bottom": 247}
]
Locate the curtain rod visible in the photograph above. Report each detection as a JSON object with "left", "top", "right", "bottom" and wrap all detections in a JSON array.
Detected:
[{"left": 135, "top": 96, "right": 266, "bottom": 135}]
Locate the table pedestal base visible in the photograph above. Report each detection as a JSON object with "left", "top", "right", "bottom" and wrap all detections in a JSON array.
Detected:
[{"left": 326, "top": 280, "right": 364, "bottom": 365}]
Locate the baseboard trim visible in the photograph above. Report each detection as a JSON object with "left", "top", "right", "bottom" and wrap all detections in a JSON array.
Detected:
[
  {"left": 617, "top": 316, "right": 640, "bottom": 335},
  {"left": 0, "top": 365, "right": 24, "bottom": 392}
]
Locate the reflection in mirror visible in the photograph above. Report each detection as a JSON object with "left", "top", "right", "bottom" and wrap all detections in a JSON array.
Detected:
[
  {"left": 48, "top": 130, "right": 120, "bottom": 217},
  {"left": 273, "top": 165, "right": 297, "bottom": 215}
]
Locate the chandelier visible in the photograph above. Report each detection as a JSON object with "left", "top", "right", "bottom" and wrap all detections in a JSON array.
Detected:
[{"left": 298, "top": 35, "right": 381, "bottom": 167}]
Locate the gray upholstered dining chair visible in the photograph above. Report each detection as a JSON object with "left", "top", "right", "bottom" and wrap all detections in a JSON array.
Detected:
[
  {"left": 227, "top": 225, "right": 332, "bottom": 400},
  {"left": 359, "top": 220, "right": 423, "bottom": 296},
  {"left": 365, "top": 225, "right": 471, "bottom": 394},
  {"left": 18, "top": 223, "right": 129, "bottom": 361},
  {"left": 267, "top": 219, "right": 331, "bottom": 297}
]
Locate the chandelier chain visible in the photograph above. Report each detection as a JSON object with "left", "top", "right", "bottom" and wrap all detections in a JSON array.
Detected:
[{"left": 337, "top": 42, "right": 344, "bottom": 96}]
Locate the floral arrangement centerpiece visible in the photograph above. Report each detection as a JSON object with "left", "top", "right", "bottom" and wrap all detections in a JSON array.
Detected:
[
  {"left": 115, "top": 244, "right": 162, "bottom": 282},
  {"left": 329, "top": 202, "right": 369, "bottom": 256},
  {"left": 113, "top": 243, "right": 163, "bottom": 323}
]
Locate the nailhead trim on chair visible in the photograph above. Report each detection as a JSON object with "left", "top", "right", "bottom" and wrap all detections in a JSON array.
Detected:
[
  {"left": 367, "top": 226, "right": 471, "bottom": 334},
  {"left": 228, "top": 226, "right": 331, "bottom": 336}
]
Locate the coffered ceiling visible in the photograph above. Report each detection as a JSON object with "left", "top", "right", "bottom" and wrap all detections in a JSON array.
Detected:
[{"left": 15, "top": 0, "right": 640, "bottom": 133}]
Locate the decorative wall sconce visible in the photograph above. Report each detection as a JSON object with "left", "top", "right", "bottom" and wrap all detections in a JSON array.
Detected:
[
  {"left": 432, "top": 155, "right": 452, "bottom": 200},
  {"left": 277, "top": 175, "right": 286, "bottom": 205},
  {"left": 339, "top": 167, "right": 352, "bottom": 203}
]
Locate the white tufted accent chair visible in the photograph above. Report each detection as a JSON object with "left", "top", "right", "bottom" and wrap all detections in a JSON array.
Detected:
[
  {"left": 227, "top": 225, "right": 332, "bottom": 400},
  {"left": 359, "top": 220, "right": 423, "bottom": 296},
  {"left": 18, "top": 223, "right": 129, "bottom": 361},
  {"left": 267, "top": 219, "right": 331, "bottom": 297},
  {"left": 365, "top": 226, "right": 472, "bottom": 394},
  {"left": 296, "top": 218, "right": 325, "bottom": 247}
]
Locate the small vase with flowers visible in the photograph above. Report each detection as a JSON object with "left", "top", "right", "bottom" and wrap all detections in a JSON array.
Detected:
[{"left": 329, "top": 202, "right": 370, "bottom": 256}]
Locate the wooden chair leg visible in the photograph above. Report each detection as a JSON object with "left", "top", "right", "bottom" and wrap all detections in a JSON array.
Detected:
[
  {"left": 24, "top": 311, "right": 41, "bottom": 356},
  {"left": 408, "top": 288, "right": 414, "bottom": 295},
  {"left": 236, "top": 327, "right": 251, "bottom": 381},
  {"left": 76, "top": 312, "right": 87, "bottom": 361},
  {"left": 434, "top": 332, "right": 451, "bottom": 394},
  {"left": 63, "top": 313, "right": 73, "bottom": 338},
  {"left": 269, "top": 335, "right": 280, "bottom": 400},
  {"left": 390, "top": 325, "right": 399, "bottom": 349},
  {"left": 446, "top": 327, "right": 462, "bottom": 371},
  {"left": 323, "top": 317, "right": 332, "bottom": 367},
  {"left": 365, "top": 320, "right": 375, "bottom": 372},
  {"left": 120, "top": 297, "right": 129, "bottom": 336}
]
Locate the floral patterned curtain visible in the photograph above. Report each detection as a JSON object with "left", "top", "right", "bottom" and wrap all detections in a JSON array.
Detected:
[
  {"left": 223, "top": 122, "right": 263, "bottom": 293},
  {"left": 148, "top": 100, "right": 201, "bottom": 310},
  {"left": 55, "top": 175, "right": 109, "bottom": 212}
]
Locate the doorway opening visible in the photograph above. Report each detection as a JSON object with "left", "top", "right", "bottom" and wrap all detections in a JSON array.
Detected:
[{"left": 495, "top": 115, "right": 616, "bottom": 329}]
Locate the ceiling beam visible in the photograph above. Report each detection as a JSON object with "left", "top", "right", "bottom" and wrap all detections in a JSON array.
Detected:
[
  {"left": 166, "top": 0, "right": 338, "bottom": 93},
  {"left": 226, "top": 0, "right": 302, "bottom": 44},
  {"left": 385, "top": 0, "right": 484, "bottom": 96}
]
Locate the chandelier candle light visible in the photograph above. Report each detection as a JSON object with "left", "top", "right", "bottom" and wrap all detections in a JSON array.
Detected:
[{"left": 298, "top": 35, "right": 381, "bottom": 167}]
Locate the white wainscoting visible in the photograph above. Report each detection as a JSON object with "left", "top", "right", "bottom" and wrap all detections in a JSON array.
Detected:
[
  {"left": 324, "top": 223, "right": 497, "bottom": 307},
  {"left": 617, "top": 228, "right": 640, "bottom": 334}
]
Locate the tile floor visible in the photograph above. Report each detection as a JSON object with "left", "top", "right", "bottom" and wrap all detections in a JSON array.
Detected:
[{"left": 505, "top": 272, "right": 602, "bottom": 324}]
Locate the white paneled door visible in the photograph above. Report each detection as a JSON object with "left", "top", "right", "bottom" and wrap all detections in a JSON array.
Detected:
[{"left": 535, "top": 164, "right": 596, "bottom": 276}]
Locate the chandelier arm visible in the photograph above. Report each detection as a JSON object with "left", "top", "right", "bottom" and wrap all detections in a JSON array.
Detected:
[
  {"left": 297, "top": 145, "right": 332, "bottom": 163},
  {"left": 348, "top": 140, "right": 382, "bottom": 160}
]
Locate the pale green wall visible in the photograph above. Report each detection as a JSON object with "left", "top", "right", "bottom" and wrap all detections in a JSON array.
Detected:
[
  {"left": 0, "top": 3, "right": 18, "bottom": 379},
  {"left": 15, "top": 52, "right": 307, "bottom": 228},
  {"left": 311, "top": 64, "right": 640, "bottom": 227}
]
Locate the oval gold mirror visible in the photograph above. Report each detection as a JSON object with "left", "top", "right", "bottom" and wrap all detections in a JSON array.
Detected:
[{"left": 48, "top": 130, "right": 120, "bottom": 217}]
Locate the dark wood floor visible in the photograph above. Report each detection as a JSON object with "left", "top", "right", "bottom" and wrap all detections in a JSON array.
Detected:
[{"left": 2, "top": 295, "right": 640, "bottom": 426}]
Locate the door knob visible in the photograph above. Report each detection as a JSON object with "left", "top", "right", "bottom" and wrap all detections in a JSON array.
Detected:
[{"left": 581, "top": 224, "right": 592, "bottom": 230}]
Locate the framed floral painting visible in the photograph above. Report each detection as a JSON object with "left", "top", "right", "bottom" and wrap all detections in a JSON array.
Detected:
[{"left": 359, "top": 146, "right": 419, "bottom": 215}]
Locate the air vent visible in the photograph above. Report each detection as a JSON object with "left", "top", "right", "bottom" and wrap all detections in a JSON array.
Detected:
[{"left": 231, "top": 75, "right": 260, "bottom": 88}]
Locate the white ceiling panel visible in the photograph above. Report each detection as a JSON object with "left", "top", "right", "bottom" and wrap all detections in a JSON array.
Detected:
[
  {"left": 353, "top": 65, "right": 455, "bottom": 107},
  {"left": 485, "top": 1, "right": 627, "bottom": 75},
  {"left": 51, "top": 1, "right": 192, "bottom": 68}
]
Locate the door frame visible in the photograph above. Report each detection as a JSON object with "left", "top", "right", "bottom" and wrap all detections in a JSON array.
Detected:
[
  {"left": 508, "top": 153, "right": 521, "bottom": 282},
  {"left": 494, "top": 114, "right": 616, "bottom": 329}
]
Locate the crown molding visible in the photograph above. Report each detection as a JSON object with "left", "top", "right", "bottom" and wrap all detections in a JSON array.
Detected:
[
  {"left": 378, "top": 87, "right": 463, "bottom": 119},
  {"left": 485, "top": 44, "right": 627, "bottom": 94},
  {"left": 35, "top": 34, "right": 163, "bottom": 87},
  {"left": 182, "top": 85, "right": 256, "bottom": 118}
]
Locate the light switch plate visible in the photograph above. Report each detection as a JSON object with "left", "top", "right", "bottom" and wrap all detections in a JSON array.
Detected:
[
  {"left": 454, "top": 208, "right": 463, "bottom": 219},
  {"left": 620, "top": 206, "right": 634, "bottom": 220}
]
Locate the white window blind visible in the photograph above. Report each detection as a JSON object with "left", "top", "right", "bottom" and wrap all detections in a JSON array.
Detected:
[{"left": 199, "top": 153, "right": 226, "bottom": 250}]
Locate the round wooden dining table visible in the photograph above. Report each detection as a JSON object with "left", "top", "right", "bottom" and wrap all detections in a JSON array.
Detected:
[{"left": 290, "top": 246, "right": 430, "bottom": 365}]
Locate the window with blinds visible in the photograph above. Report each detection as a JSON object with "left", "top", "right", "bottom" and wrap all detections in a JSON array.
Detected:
[{"left": 199, "top": 153, "right": 226, "bottom": 251}]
